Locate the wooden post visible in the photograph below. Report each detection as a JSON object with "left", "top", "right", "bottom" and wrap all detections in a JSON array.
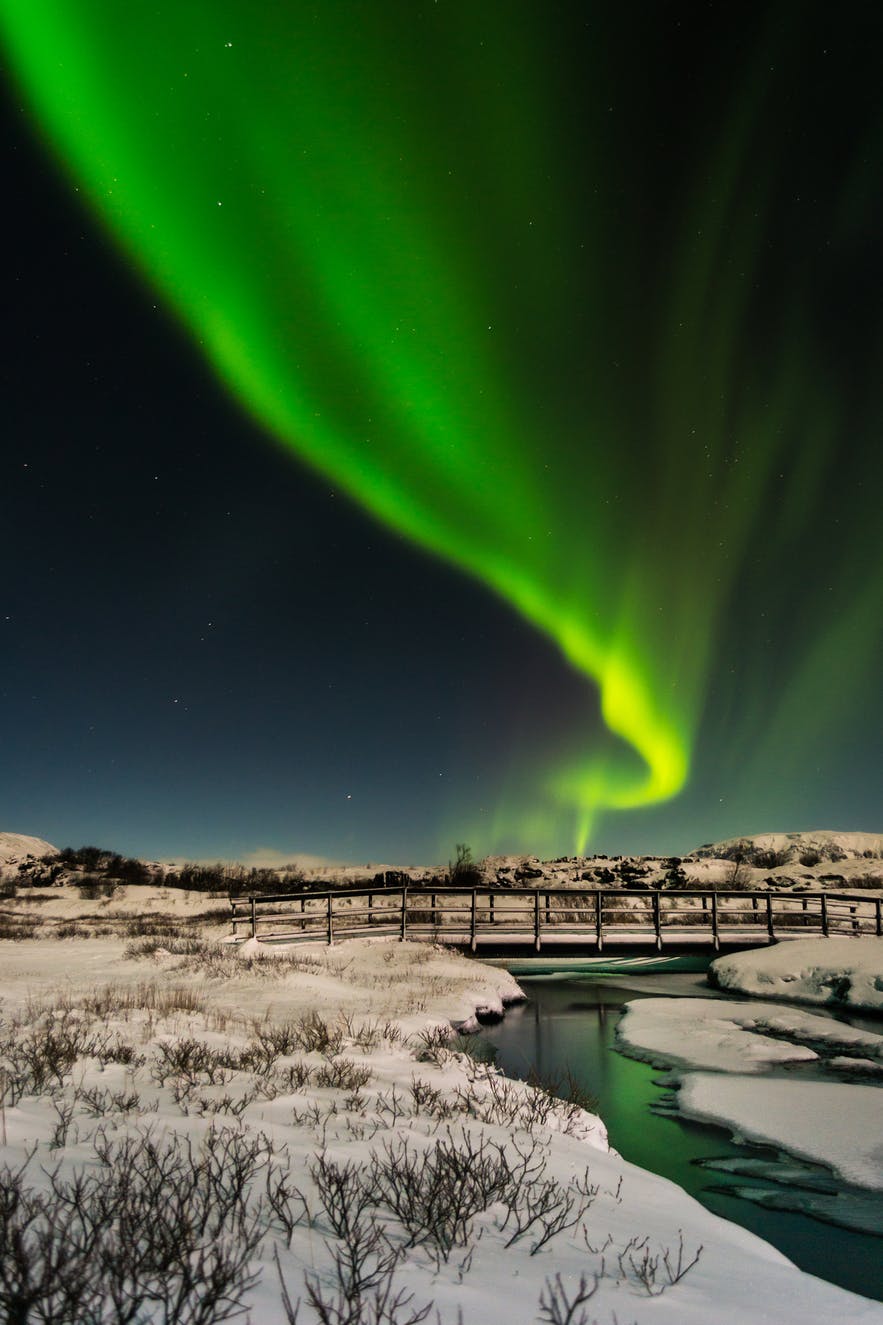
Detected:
[
  {"left": 327, "top": 893, "right": 333, "bottom": 946},
  {"left": 489, "top": 892, "right": 495, "bottom": 924},
  {"left": 820, "top": 893, "right": 828, "bottom": 937},
  {"left": 230, "top": 899, "right": 238, "bottom": 938},
  {"left": 367, "top": 892, "right": 373, "bottom": 926},
  {"left": 766, "top": 894, "right": 775, "bottom": 942},
  {"left": 534, "top": 889, "right": 541, "bottom": 952},
  {"left": 401, "top": 888, "right": 408, "bottom": 941},
  {"left": 711, "top": 891, "right": 720, "bottom": 951},
  {"left": 545, "top": 892, "right": 551, "bottom": 925},
  {"left": 596, "top": 891, "right": 603, "bottom": 951},
  {"left": 876, "top": 898, "right": 882, "bottom": 937},
  {"left": 470, "top": 889, "right": 477, "bottom": 952},
  {"left": 250, "top": 896, "right": 257, "bottom": 939},
  {"left": 431, "top": 892, "right": 437, "bottom": 927},
  {"left": 652, "top": 890, "right": 662, "bottom": 951}
]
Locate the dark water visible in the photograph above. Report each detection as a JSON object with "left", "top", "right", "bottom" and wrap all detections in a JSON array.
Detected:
[{"left": 478, "top": 976, "right": 883, "bottom": 1302}]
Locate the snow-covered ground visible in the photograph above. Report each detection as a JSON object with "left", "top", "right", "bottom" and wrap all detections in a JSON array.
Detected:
[
  {"left": 2, "top": 934, "right": 882, "bottom": 1324},
  {"left": 678, "top": 1076, "right": 883, "bottom": 1191},
  {"left": 618, "top": 993, "right": 883, "bottom": 1195},
  {"left": 709, "top": 937, "right": 883, "bottom": 1013}
]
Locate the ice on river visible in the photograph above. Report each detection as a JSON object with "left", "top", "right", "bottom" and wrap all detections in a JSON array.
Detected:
[
  {"left": 617, "top": 996, "right": 883, "bottom": 1074},
  {"left": 680, "top": 1074, "right": 883, "bottom": 1190},
  {"left": 618, "top": 995, "right": 883, "bottom": 1196}
]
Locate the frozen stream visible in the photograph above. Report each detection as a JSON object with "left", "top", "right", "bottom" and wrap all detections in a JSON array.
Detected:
[{"left": 477, "top": 974, "right": 883, "bottom": 1302}]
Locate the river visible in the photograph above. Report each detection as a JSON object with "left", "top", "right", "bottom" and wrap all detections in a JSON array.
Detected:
[{"left": 477, "top": 973, "right": 883, "bottom": 1302}]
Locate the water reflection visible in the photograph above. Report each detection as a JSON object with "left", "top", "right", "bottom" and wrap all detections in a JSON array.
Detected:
[{"left": 478, "top": 976, "right": 883, "bottom": 1302}]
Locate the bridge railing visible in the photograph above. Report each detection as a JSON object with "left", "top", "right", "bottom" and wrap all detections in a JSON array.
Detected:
[{"left": 230, "top": 885, "right": 882, "bottom": 951}]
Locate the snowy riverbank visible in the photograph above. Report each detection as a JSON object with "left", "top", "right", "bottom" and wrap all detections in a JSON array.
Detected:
[
  {"left": 2, "top": 935, "right": 882, "bottom": 1323},
  {"left": 708, "top": 937, "right": 883, "bottom": 1013}
]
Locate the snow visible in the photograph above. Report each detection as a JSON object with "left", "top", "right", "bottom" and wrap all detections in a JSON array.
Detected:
[
  {"left": 0, "top": 830, "right": 57, "bottom": 868},
  {"left": 618, "top": 994, "right": 883, "bottom": 1196},
  {"left": 678, "top": 1075, "right": 883, "bottom": 1191},
  {"left": 710, "top": 937, "right": 883, "bottom": 1013},
  {"left": 618, "top": 996, "right": 883, "bottom": 1074},
  {"left": 689, "top": 830, "right": 883, "bottom": 863},
  {"left": 1, "top": 934, "right": 882, "bottom": 1322}
]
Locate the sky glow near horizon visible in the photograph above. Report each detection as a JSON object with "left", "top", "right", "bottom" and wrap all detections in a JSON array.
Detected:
[{"left": 2, "top": 3, "right": 881, "bottom": 857}]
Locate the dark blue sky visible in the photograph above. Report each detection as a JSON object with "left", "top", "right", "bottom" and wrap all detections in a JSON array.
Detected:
[{"left": 2, "top": 4, "right": 881, "bottom": 864}]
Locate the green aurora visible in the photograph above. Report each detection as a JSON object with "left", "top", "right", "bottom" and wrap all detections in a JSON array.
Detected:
[{"left": 3, "top": 3, "right": 881, "bottom": 853}]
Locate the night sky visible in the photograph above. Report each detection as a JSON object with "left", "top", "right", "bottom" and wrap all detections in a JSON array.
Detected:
[{"left": 2, "top": 2, "right": 881, "bottom": 865}]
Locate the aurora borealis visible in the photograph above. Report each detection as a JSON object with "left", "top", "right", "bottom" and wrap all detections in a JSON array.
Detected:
[{"left": 1, "top": 3, "right": 881, "bottom": 860}]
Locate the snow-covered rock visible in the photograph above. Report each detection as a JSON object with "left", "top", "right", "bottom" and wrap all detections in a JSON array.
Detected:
[
  {"left": 709, "top": 937, "right": 883, "bottom": 1013},
  {"left": 0, "top": 831, "right": 58, "bottom": 881},
  {"left": 0, "top": 831, "right": 58, "bottom": 866}
]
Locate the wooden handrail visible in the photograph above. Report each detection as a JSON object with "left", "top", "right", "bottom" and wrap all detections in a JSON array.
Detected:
[{"left": 231, "top": 883, "right": 882, "bottom": 950}]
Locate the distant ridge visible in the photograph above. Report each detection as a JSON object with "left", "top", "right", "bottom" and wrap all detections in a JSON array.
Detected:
[{"left": 688, "top": 830, "right": 883, "bottom": 864}]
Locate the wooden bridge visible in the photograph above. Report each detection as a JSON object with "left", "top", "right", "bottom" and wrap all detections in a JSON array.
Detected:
[{"left": 230, "top": 885, "right": 882, "bottom": 969}]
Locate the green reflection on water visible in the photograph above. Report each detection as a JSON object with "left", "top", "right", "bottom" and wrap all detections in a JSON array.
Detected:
[{"left": 479, "top": 978, "right": 883, "bottom": 1302}]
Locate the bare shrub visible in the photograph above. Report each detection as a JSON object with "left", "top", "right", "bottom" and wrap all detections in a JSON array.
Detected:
[
  {"left": 0, "top": 1133, "right": 263, "bottom": 1325},
  {"left": 315, "top": 1059, "right": 374, "bottom": 1092},
  {"left": 152, "top": 1036, "right": 235, "bottom": 1087},
  {"left": 615, "top": 1229, "right": 703, "bottom": 1295},
  {"left": 0, "top": 914, "right": 41, "bottom": 940},
  {"left": 0, "top": 1010, "right": 104, "bottom": 1104},
  {"left": 414, "top": 1024, "right": 452, "bottom": 1065},
  {"left": 77, "top": 1085, "right": 144, "bottom": 1117},
  {"left": 293, "top": 1012, "right": 346, "bottom": 1055},
  {"left": 265, "top": 1162, "right": 316, "bottom": 1246},
  {"left": 368, "top": 1129, "right": 512, "bottom": 1265},
  {"left": 537, "top": 1272, "right": 601, "bottom": 1325},
  {"left": 311, "top": 1153, "right": 376, "bottom": 1241},
  {"left": 500, "top": 1169, "right": 597, "bottom": 1254}
]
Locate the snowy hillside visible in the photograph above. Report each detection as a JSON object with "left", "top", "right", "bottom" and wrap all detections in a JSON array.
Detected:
[
  {"left": 688, "top": 830, "right": 883, "bottom": 864},
  {"left": 0, "top": 830, "right": 57, "bottom": 868}
]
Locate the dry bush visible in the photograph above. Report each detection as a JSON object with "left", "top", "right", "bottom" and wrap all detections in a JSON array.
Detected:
[{"left": 0, "top": 1130, "right": 264, "bottom": 1324}]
